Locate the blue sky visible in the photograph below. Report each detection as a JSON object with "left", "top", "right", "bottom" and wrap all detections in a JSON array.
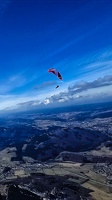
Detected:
[{"left": 0, "top": 0, "right": 112, "bottom": 111}]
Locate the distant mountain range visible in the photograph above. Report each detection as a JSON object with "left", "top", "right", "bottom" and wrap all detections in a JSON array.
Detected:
[{"left": 0, "top": 101, "right": 112, "bottom": 162}]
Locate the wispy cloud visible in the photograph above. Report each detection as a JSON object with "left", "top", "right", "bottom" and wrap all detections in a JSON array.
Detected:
[
  {"left": 0, "top": 74, "right": 26, "bottom": 94},
  {"left": 34, "top": 81, "right": 58, "bottom": 90},
  {"left": 64, "top": 48, "right": 112, "bottom": 82},
  {"left": 84, "top": 49, "right": 112, "bottom": 73},
  {"left": 17, "top": 100, "right": 41, "bottom": 108}
]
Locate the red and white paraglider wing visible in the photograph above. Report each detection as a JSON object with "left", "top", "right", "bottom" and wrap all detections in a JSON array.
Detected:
[{"left": 48, "top": 68, "right": 62, "bottom": 80}]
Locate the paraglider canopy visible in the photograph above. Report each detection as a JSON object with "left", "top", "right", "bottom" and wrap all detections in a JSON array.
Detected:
[{"left": 48, "top": 68, "right": 62, "bottom": 80}]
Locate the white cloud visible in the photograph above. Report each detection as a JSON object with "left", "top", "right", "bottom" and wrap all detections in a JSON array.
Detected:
[{"left": 44, "top": 99, "right": 50, "bottom": 105}]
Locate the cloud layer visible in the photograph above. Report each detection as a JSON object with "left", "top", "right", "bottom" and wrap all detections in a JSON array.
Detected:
[
  {"left": 0, "top": 49, "right": 112, "bottom": 112},
  {"left": 68, "top": 75, "right": 112, "bottom": 93},
  {"left": 3, "top": 74, "right": 111, "bottom": 112}
]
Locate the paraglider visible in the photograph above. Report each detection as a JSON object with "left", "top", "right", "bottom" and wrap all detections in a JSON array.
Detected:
[
  {"left": 56, "top": 85, "right": 59, "bottom": 89},
  {"left": 48, "top": 68, "right": 62, "bottom": 80}
]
